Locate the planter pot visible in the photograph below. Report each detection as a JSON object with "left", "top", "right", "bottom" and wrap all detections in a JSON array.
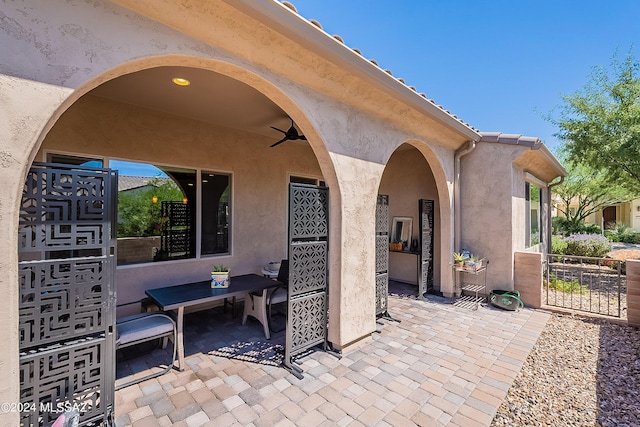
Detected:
[
  {"left": 489, "top": 290, "right": 524, "bottom": 311},
  {"left": 211, "top": 272, "right": 230, "bottom": 288},
  {"left": 464, "top": 260, "right": 482, "bottom": 271}
]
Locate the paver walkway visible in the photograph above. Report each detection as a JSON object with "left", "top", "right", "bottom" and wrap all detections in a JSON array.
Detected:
[{"left": 114, "top": 289, "right": 549, "bottom": 426}]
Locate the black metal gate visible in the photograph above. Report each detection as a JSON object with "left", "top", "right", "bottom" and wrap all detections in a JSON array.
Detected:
[
  {"left": 375, "top": 195, "right": 390, "bottom": 317},
  {"left": 284, "top": 183, "right": 338, "bottom": 378},
  {"left": 418, "top": 199, "right": 434, "bottom": 297},
  {"left": 18, "top": 163, "right": 117, "bottom": 426}
]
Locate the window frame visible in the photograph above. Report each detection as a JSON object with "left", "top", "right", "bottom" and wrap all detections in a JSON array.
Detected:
[
  {"left": 45, "top": 151, "right": 233, "bottom": 265},
  {"left": 525, "top": 174, "right": 545, "bottom": 249}
]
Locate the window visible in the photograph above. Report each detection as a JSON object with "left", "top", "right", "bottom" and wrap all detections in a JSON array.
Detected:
[
  {"left": 526, "top": 182, "right": 542, "bottom": 247},
  {"left": 290, "top": 175, "right": 325, "bottom": 186},
  {"left": 46, "top": 155, "right": 231, "bottom": 265},
  {"left": 201, "top": 171, "right": 230, "bottom": 256}
]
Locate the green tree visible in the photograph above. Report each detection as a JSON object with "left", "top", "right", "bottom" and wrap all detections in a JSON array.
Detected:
[
  {"left": 553, "top": 161, "right": 634, "bottom": 231},
  {"left": 117, "top": 178, "right": 183, "bottom": 237},
  {"left": 553, "top": 51, "right": 640, "bottom": 194}
]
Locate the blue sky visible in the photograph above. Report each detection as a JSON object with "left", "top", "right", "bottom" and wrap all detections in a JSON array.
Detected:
[{"left": 287, "top": 0, "right": 639, "bottom": 153}]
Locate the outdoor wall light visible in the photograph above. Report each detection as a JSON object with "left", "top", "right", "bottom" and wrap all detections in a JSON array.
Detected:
[
  {"left": 151, "top": 195, "right": 158, "bottom": 203},
  {"left": 182, "top": 197, "right": 188, "bottom": 204},
  {"left": 172, "top": 77, "right": 190, "bottom": 86}
]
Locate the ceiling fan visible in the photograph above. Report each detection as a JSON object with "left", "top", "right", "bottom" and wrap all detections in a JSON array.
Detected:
[{"left": 269, "top": 118, "right": 306, "bottom": 147}]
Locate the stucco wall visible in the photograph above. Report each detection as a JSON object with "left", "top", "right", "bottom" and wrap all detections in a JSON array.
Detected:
[
  {"left": 461, "top": 143, "right": 526, "bottom": 291},
  {"left": 38, "top": 94, "right": 325, "bottom": 311},
  {"left": 0, "top": 0, "right": 460, "bottom": 416}
]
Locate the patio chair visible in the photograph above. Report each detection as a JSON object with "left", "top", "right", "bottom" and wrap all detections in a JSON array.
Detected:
[
  {"left": 115, "top": 311, "right": 177, "bottom": 390},
  {"left": 242, "top": 259, "right": 288, "bottom": 339},
  {"left": 267, "top": 259, "right": 289, "bottom": 332}
]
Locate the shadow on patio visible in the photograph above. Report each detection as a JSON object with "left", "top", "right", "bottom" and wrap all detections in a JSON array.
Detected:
[{"left": 115, "top": 283, "right": 550, "bottom": 426}]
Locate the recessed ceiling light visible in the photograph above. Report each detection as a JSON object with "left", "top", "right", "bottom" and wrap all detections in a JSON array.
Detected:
[{"left": 172, "top": 77, "right": 190, "bottom": 86}]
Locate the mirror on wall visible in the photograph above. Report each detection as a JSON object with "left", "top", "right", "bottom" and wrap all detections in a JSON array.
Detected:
[{"left": 391, "top": 216, "right": 413, "bottom": 247}]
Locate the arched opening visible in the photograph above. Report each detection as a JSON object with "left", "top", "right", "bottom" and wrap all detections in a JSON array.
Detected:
[
  {"left": 378, "top": 142, "right": 446, "bottom": 300},
  {"left": 20, "top": 62, "right": 339, "bottom": 402},
  {"left": 35, "top": 64, "right": 331, "bottom": 303}
]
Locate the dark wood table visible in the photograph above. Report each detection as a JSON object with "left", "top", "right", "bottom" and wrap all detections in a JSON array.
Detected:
[{"left": 146, "top": 273, "right": 282, "bottom": 370}]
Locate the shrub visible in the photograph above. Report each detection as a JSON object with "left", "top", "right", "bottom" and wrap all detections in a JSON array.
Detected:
[
  {"left": 605, "top": 222, "right": 640, "bottom": 243},
  {"left": 564, "top": 233, "right": 612, "bottom": 258},
  {"left": 619, "top": 233, "right": 640, "bottom": 244},
  {"left": 545, "top": 273, "right": 587, "bottom": 293},
  {"left": 551, "top": 216, "right": 602, "bottom": 236},
  {"left": 551, "top": 235, "right": 568, "bottom": 254}
]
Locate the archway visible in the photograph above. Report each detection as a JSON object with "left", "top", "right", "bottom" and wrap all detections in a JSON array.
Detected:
[
  {"left": 15, "top": 58, "right": 345, "bottom": 418},
  {"left": 377, "top": 142, "right": 450, "bottom": 305}
]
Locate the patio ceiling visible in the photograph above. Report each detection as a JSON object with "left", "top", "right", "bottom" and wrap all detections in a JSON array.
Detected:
[{"left": 89, "top": 66, "right": 292, "bottom": 139}]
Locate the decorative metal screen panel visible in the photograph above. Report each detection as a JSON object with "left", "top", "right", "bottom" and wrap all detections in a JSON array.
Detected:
[
  {"left": 375, "top": 195, "right": 389, "bottom": 234},
  {"left": 285, "top": 184, "right": 329, "bottom": 377},
  {"left": 19, "top": 167, "right": 112, "bottom": 253},
  {"left": 159, "top": 201, "right": 192, "bottom": 259},
  {"left": 290, "top": 185, "right": 329, "bottom": 239},
  {"left": 288, "top": 292, "right": 327, "bottom": 353},
  {"left": 19, "top": 257, "right": 110, "bottom": 348},
  {"left": 419, "top": 199, "right": 435, "bottom": 295},
  {"left": 20, "top": 337, "right": 107, "bottom": 427},
  {"left": 18, "top": 163, "right": 116, "bottom": 426},
  {"left": 375, "top": 236, "right": 389, "bottom": 273},
  {"left": 375, "top": 272, "right": 388, "bottom": 314},
  {"left": 375, "top": 195, "right": 389, "bottom": 316},
  {"left": 290, "top": 241, "right": 327, "bottom": 297}
]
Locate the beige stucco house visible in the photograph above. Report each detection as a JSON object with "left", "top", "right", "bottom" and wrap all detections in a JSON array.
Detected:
[
  {"left": 553, "top": 197, "right": 640, "bottom": 232},
  {"left": 0, "top": 0, "right": 566, "bottom": 422}
]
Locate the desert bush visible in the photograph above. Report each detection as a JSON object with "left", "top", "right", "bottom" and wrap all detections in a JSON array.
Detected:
[
  {"left": 551, "top": 216, "right": 602, "bottom": 236},
  {"left": 551, "top": 235, "right": 568, "bottom": 254},
  {"left": 564, "top": 233, "right": 612, "bottom": 258},
  {"left": 605, "top": 222, "right": 640, "bottom": 243},
  {"left": 545, "top": 273, "right": 587, "bottom": 293}
]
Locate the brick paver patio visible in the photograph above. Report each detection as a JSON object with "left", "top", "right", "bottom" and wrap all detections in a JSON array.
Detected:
[{"left": 114, "top": 285, "right": 549, "bottom": 426}]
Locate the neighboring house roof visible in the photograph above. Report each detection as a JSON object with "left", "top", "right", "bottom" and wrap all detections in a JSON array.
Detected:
[{"left": 118, "top": 176, "right": 171, "bottom": 192}]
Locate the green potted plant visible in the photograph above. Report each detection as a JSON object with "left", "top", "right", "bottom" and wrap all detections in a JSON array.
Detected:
[
  {"left": 211, "top": 264, "right": 230, "bottom": 288},
  {"left": 452, "top": 252, "right": 466, "bottom": 268},
  {"left": 464, "top": 255, "right": 483, "bottom": 271}
]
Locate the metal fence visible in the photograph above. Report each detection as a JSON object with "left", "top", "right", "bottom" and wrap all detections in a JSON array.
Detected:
[{"left": 544, "top": 254, "right": 625, "bottom": 318}]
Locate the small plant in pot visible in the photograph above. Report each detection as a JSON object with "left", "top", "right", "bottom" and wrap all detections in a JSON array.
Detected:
[
  {"left": 211, "top": 264, "right": 230, "bottom": 288},
  {"left": 389, "top": 240, "right": 404, "bottom": 251},
  {"left": 452, "top": 252, "right": 467, "bottom": 268},
  {"left": 464, "top": 255, "right": 482, "bottom": 271}
]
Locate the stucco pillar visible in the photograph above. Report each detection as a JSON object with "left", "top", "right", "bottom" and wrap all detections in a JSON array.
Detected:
[
  {"left": 327, "top": 153, "right": 383, "bottom": 349},
  {"left": 627, "top": 260, "right": 640, "bottom": 327},
  {"left": 0, "top": 75, "right": 71, "bottom": 425},
  {"left": 514, "top": 251, "right": 543, "bottom": 308}
]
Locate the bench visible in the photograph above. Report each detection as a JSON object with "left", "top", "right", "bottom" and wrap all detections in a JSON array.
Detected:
[{"left": 115, "top": 312, "right": 177, "bottom": 390}]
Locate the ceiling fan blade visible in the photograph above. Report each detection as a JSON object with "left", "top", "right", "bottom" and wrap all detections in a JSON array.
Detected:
[
  {"left": 298, "top": 135, "right": 307, "bottom": 140},
  {"left": 270, "top": 137, "right": 289, "bottom": 148},
  {"left": 270, "top": 126, "right": 287, "bottom": 134}
]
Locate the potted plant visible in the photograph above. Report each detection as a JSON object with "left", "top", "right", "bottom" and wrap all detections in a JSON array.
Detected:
[
  {"left": 389, "top": 240, "right": 403, "bottom": 251},
  {"left": 452, "top": 252, "right": 466, "bottom": 268},
  {"left": 211, "top": 264, "right": 230, "bottom": 288},
  {"left": 464, "top": 255, "right": 483, "bottom": 271}
]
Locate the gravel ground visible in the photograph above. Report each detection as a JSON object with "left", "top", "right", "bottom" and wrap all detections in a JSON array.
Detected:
[{"left": 491, "top": 313, "right": 640, "bottom": 427}]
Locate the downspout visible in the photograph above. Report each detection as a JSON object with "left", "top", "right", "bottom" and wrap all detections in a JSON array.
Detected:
[
  {"left": 546, "top": 176, "right": 565, "bottom": 254},
  {"left": 454, "top": 140, "right": 478, "bottom": 252}
]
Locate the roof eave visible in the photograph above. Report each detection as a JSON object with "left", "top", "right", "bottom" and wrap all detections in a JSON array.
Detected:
[
  {"left": 480, "top": 132, "right": 567, "bottom": 180},
  {"left": 227, "top": 0, "right": 481, "bottom": 141}
]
